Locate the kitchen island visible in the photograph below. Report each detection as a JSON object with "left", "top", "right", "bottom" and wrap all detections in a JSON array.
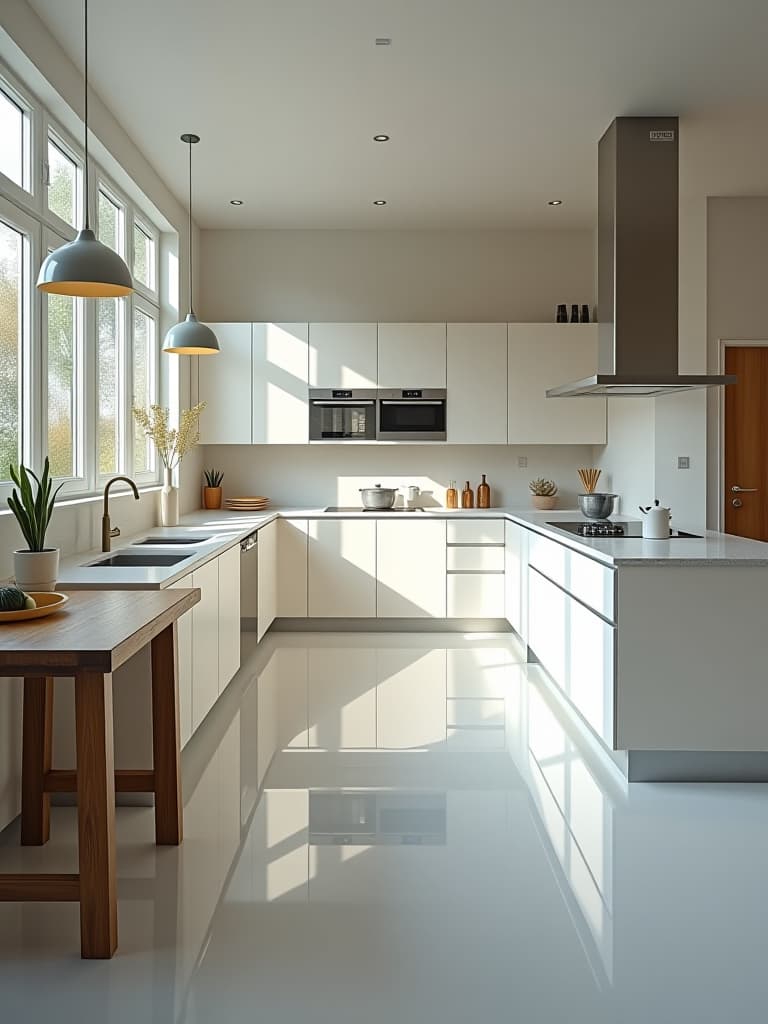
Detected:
[{"left": 50, "top": 506, "right": 768, "bottom": 783}]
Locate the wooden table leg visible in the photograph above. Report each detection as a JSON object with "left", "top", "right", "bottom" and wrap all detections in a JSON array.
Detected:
[
  {"left": 74, "top": 670, "right": 118, "bottom": 959},
  {"left": 21, "top": 677, "right": 53, "bottom": 846},
  {"left": 151, "top": 622, "right": 183, "bottom": 845}
]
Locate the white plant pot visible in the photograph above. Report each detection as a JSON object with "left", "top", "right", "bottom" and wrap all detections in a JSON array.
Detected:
[
  {"left": 161, "top": 467, "right": 179, "bottom": 527},
  {"left": 14, "top": 548, "right": 60, "bottom": 593}
]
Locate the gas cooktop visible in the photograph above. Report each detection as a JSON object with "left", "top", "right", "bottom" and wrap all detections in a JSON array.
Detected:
[{"left": 548, "top": 521, "right": 702, "bottom": 539}]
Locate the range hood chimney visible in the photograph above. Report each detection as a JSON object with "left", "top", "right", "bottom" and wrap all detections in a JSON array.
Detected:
[{"left": 547, "top": 116, "right": 734, "bottom": 397}]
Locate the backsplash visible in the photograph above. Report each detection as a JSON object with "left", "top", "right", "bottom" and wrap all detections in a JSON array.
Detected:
[{"left": 201, "top": 444, "right": 596, "bottom": 508}]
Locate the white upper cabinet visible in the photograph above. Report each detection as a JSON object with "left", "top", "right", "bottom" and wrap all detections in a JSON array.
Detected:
[
  {"left": 197, "top": 323, "right": 253, "bottom": 444},
  {"left": 447, "top": 323, "right": 507, "bottom": 443},
  {"left": 377, "top": 323, "right": 447, "bottom": 387},
  {"left": 252, "top": 323, "right": 309, "bottom": 444},
  {"left": 308, "top": 323, "right": 378, "bottom": 388},
  {"left": 507, "top": 323, "right": 606, "bottom": 444}
]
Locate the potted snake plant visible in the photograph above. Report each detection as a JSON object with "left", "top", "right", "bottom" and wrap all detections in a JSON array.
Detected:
[
  {"left": 203, "top": 468, "right": 224, "bottom": 510},
  {"left": 7, "top": 457, "right": 64, "bottom": 592}
]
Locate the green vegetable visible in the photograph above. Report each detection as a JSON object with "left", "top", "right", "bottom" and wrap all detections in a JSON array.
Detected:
[{"left": 0, "top": 586, "right": 29, "bottom": 612}]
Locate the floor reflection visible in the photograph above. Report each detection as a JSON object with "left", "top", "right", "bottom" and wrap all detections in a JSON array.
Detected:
[{"left": 0, "top": 632, "right": 767, "bottom": 1024}]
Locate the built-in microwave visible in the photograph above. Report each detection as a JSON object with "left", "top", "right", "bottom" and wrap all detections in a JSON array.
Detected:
[
  {"left": 309, "top": 389, "right": 377, "bottom": 441},
  {"left": 376, "top": 389, "right": 447, "bottom": 442}
]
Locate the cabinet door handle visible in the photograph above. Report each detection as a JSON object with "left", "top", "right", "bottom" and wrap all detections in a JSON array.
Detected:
[{"left": 731, "top": 485, "right": 758, "bottom": 493}]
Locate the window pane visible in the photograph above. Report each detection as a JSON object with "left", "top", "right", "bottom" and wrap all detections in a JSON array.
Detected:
[
  {"left": 132, "top": 308, "right": 156, "bottom": 473},
  {"left": 47, "top": 139, "right": 79, "bottom": 227},
  {"left": 97, "top": 298, "right": 121, "bottom": 474},
  {"left": 46, "top": 291, "right": 78, "bottom": 477},
  {"left": 133, "top": 222, "right": 155, "bottom": 290},
  {"left": 0, "top": 220, "right": 23, "bottom": 481},
  {"left": 98, "top": 189, "right": 122, "bottom": 254},
  {"left": 0, "top": 89, "right": 24, "bottom": 187}
]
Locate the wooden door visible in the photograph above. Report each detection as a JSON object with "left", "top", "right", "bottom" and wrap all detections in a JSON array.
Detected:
[{"left": 724, "top": 347, "right": 768, "bottom": 540}]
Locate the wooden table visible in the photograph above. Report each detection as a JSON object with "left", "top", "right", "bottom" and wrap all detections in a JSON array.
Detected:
[{"left": 0, "top": 588, "right": 200, "bottom": 959}]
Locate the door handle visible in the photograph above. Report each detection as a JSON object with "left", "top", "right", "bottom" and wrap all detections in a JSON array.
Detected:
[{"left": 731, "top": 485, "right": 758, "bottom": 493}]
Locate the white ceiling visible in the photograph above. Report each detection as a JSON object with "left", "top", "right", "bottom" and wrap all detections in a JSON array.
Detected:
[{"left": 26, "top": 0, "right": 768, "bottom": 229}]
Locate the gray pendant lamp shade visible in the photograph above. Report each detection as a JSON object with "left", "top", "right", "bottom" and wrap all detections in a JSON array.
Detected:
[
  {"left": 37, "top": 0, "right": 133, "bottom": 298},
  {"left": 163, "top": 134, "right": 219, "bottom": 354}
]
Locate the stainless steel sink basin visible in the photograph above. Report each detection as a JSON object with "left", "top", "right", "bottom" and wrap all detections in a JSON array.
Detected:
[
  {"left": 86, "top": 552, "right": 195, "bottom": 567},
  {"left": 132, "top": 536, "right": 210, "bottom": 545}
]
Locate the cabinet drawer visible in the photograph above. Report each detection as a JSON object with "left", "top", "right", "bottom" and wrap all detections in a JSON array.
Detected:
[
  {"left": 447, "top": 574, "right": 505, "bottom": 618},
  {"left": 447, "top": 698, "right": 505, "bottom": 728},
  {"left": 447, "top": 546, "right": 505, "bottom": 571},
  {"left": 528, "top": 531, "right": 615, "bottom": 621},
  {"left": 528, "top": 568, "right": 616, "bottom": 746},
  {"left": 446, "top": 519, "right": 505, "bottom": 545},
  {"left": 447, "top": 727, "right": 506, "bottom": 751}
]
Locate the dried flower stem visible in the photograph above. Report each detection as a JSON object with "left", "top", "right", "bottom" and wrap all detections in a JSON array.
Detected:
[{"left": 132, "top": 402, "right": 206, "bottom": 470}]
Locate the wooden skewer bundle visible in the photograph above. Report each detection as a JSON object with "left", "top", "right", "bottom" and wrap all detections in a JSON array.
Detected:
[{"left": 577, "top": 468, "right": 601, "bottom": 493}]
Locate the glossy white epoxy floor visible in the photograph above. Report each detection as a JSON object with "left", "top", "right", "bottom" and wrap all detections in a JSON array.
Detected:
[{"left": 1, "top": 632, "right": 767, "bottom": 1023}]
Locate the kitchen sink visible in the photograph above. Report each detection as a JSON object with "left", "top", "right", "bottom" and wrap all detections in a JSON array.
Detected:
[
  {"left": 132, "top": 536, "right": 210, "bottom": 545},
  {"left": 85, "top": 552, "right": 195, "bottom": 567}
]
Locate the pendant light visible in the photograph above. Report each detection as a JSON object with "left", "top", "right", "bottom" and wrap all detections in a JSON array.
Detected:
[
  {"left": 37, "top": 0, "right": 133, "bottom": 298},
  {"left": 163, "top": 134, "right": 219, "bottom": 354}
]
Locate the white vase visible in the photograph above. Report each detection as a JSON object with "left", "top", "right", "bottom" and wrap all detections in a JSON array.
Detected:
[
  {"left": 161, "top": 467, "right": 179, "bottom": 527},
  {"left": 14, "top": 548, "right": 60, "bottom": 592}
]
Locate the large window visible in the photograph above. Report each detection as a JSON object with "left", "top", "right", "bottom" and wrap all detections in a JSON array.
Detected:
[
  {"left": 0, "top": 85, "right": 29, "bottom": 191},
  {"left": 0, "top": 62, "right": 164, "bottom": 496},
  {"left": 0, "top": 217, "right": 25, "bottom": 479}
]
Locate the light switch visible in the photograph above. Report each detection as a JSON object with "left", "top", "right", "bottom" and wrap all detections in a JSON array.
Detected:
[
  {"left": 677, "top": 456, "right": 690, "bottom": 469},
  {"left": 517, "top": 456, "right": 528, "bottom": 468}
]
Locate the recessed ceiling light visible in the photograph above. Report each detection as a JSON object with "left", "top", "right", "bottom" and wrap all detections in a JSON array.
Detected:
[
  {"left": 375, "top": 37, "right": 391, "bottom": 45},
  {"left": 230, "top": 199, "right": 244, "bottom": 206},
  {"left": 373, "top": 134, "right": 390, "bottom": 142},
  {"left": 548, "top": 199, "right": 563, "bottom": 206},
  {"left": 373, "top": 200, "right": 387, "bottom": 206}
]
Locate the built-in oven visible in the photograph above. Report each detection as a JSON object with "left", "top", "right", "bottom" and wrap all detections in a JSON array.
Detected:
[
  {"left": 376, "top": 388, "right": 447, "bottom": 441},
  {"left": 309, "top": 389, "right": 377, "bottom": 441}
]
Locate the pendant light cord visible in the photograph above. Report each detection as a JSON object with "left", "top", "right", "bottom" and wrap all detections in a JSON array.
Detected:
[
  {"left": 83, "top": 0, "right": 90, "bottom": 230},
  {"left": 188, "top": 137, "right": 194, "bottom": 315}
]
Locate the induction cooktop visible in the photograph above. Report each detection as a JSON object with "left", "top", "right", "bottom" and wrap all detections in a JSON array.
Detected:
[{"left": 548, "top": 521, "right": 702, "bottom": 539}]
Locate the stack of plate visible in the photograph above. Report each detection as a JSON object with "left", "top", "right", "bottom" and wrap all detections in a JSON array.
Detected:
[{"left": 224, "top": 496, "right": 270, "bottom": 512}]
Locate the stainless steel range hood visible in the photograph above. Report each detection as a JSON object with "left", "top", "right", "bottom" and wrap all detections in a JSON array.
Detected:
[{"left": 547, "top": 116, "right": 735, "bottom": 398}]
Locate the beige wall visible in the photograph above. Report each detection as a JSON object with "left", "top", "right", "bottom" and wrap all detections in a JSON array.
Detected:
[
  {"left": 198, "top": 228, "right": 594, "bottom": 323},
  {"left": 706, "top": 197, "right": 768, "bottom": 528}
]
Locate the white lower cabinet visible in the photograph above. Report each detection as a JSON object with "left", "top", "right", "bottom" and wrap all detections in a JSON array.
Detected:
[
  {"left": 168, "top": 576, "right": 194, "bottom": 747},
  {"left": 377, "top": 649, "right": 447, "bottom": 748},
  {"left": 447, "top": 573, "right": 505, "bottom": 617},
  {"left": 308, "top": 519, "right": 376, "bottom": 617},
  {"left": 504, "top": 520, "right": 527, "bottom": 640},
  {"left": 376, "top": 519, "right": 447, "bottom": 617},
  {"left": 528, "top": 566, "right": 615, "bottom": 746},
  {"left": 276, "top": 519, "right": 308, "bottom": 616},
  {"left": 218, "top": 544, "right": 241, "bottom": 692},
  {"left": 257, "top": 519, "right": 278, "bottom": 641},
  {"left": 190, "top": 556, "right": 220, "bottom": 732}
]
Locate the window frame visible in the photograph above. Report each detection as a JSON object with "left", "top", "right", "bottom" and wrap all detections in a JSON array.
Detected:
[
  {"left": 130, "top": 296, "right": 160, "bottom": 483},
  {"left": 44, "top": 124, "right": 85, "bottom": 239},
  {"left": 0, "top": 70, "right": 35, "bottom": 209},
  {"left": 132, "top": 216, "right": 159, "bottom": 303}
]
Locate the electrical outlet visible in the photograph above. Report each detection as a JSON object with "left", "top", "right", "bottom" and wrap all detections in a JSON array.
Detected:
[
  {"left": 517, "top": 456, "right": 528, "bottom": 468},
  {"left": 677, "top": 456, "right": 690, "bottom": 470}
]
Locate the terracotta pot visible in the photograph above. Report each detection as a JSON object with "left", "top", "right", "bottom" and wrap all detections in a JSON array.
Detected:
[
  {"left": 203, "top": 486, "right": 223, "bottom": 510},
  {"left": 532, "top": 495, "right": 557, "bottom": 510}
]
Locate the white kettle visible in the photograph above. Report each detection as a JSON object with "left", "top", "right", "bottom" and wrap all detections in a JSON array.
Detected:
[{"left": 641, "top": 501, "right": 671, "bottom": 539}]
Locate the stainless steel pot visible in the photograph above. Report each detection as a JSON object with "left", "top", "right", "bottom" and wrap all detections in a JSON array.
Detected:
[
  {"left": 578, "top": 493, "right": 618, "bottom": 519},
  {"left": 359, "top": 484, "right": 398, "bottom": 510}
]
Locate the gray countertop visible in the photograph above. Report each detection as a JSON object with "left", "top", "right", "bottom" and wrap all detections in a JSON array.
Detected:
[{"left": 53, "top": 505, "right": 768, "bottom": 590}]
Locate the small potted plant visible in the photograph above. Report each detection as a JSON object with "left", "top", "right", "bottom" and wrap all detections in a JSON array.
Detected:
[
  {"left": 203, "top": 468, "right": 224, "bottom": 509},
  {"left": 529, "top": 478, "right": 558, "bottom": 510},
  {"left": 7, "top": 457, "right": 64, "bottom": 592}
]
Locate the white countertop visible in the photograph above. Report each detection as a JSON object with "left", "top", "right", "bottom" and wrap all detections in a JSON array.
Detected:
[{"left": 53, "top": 504, "right": 768, "bottom": 589}]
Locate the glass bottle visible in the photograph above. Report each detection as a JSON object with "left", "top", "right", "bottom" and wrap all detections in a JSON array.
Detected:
[
  {"left": 477, "top": 473, "right": 490, "bottom": 508},
  {"left": 461, "top": 481, "right": 474, "bottom": 509},
  {"left": 446, "top": 480, "right": 458, "bottom": 509}
]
